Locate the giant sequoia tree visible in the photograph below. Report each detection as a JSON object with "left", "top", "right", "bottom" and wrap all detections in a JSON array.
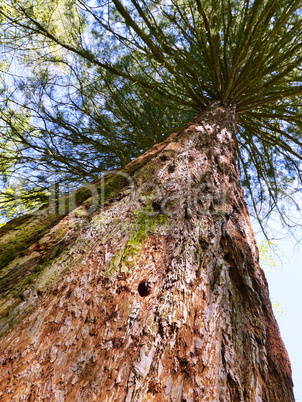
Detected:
[{"left": 0, "top": 0, "right": 301, "bottom": 400}]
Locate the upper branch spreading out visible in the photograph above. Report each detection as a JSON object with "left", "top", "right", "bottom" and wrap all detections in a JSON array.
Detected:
[{"left": 0, "top": 0, "right": 301, "bottom": 233}]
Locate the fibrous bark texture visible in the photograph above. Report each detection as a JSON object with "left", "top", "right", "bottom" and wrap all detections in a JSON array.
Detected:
[{"left": 0, "top": 103, "right": 294, "bottom": 401}]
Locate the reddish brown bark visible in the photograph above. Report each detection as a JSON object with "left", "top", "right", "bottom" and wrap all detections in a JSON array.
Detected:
[{"left": 0, "top": 103, "right": 294, "bottom": 401}]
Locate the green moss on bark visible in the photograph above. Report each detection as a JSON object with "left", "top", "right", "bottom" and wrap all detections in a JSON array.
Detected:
[
  {"left": 0, "top": 214, "right": 62, "bottom": 273},
  {"left": 106, "top": 206, "right": 169, "bottom": 275}
]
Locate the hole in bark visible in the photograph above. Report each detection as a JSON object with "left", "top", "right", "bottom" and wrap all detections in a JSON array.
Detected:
[
  {"left": 152, "top": 200, "right": 162, "bottom": 212},
  {"left": 168, "top": 165, "right": 175, "bottom": 173},
  {"left": 138, "top": 280, "right": 151, "bottom": 297}
]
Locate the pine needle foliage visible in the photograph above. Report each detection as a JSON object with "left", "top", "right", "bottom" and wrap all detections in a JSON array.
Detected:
[{"left": 0, "top": 0, "right": 301, "bottom": 231}]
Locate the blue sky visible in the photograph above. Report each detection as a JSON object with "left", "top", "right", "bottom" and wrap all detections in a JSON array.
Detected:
[{"left": 255, "top": 231, "right": 301, "bottom": 400}]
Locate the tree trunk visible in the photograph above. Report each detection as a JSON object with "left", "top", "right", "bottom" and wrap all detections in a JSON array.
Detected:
[{"left": 0, "top": 103, "right": 294, "bottom": 401}]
